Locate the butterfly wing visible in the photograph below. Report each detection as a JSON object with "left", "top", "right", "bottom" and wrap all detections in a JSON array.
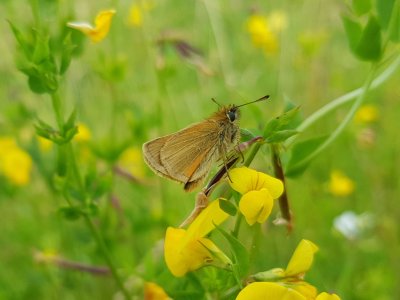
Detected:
[{"left": 143, "top": 120, "right": 222, "bottom": 190}]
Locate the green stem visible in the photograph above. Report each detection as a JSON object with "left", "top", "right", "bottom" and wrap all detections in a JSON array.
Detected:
[
  {"left": 286, "top": 54, "right": 400, "bottom": 146},
  {"left": 232, "top": 213, "right": 243, "bottom": 238},
  {"left": 49, "top": 91, "right": 131, "bottom": 299},
  {"left": 51, "top": 92, "right": 64, "bottom": 134},
  {"left": 82, "top": 214, "right": 130, "bottom": 299},
  {"left": 288, "top": 63, "right": 379, "bottom": 172}
]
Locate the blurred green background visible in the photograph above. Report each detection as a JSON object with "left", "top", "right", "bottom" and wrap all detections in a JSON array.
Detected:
[{"left": 0, "top": 0, "right": 399, "bottom": 299}]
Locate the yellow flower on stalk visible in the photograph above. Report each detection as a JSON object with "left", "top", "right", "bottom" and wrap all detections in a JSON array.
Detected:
[
  {"left": 237, "top": 240, "right": 341, "bottom": 300},
  {"left": 228, "top": 167, "right": 283, "bottom": 225},
  {"left": 144, "top": 282, "right": 171, "bottom": 300},
  {"left": 67, "top": 10, "right": 116, "bottom": 43},
  {"left": 328, "top": 170, "right": 355, "bottom": 197},
  {"left": 0, "top": 137, "right": 32, "bottom": 186},
  {"left": 354, "top": 104, "right": 379, "bottom": 124},
  {"left": 74, "top": 123, "right": 92, "bottom": 143},
  {"left": 164, "top": 200, "right": 230, "bottom": 277}
]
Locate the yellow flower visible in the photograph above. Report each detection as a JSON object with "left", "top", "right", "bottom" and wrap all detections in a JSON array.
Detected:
[
  {"left": 236, "top": 282, "right": 307, "bottom": 300},
  {"left": 74, "top": 123, "right": 91, "bottom": 142},
  {"left": 67, "top": 10, "right": 116, "bottom": 43},
  {"left": 164, "top": 200, "right": 230, "bottom": 277},
  {"left": 117, "top": 147, "right": 145, "bottom": 179},
  {"left": 328, "top": 170, "right": 355, "bottom": 197},
  {"left": 0, "top": 137, "right": 33, "bottom": 186},
  {"left": 285, "top": 239, "right": 319, "bottom": 277},
  {"left": 228, "top": 167, "right": 283, "bottom": 225},
  {"left": 316, "top": 292, "right": 341, "bottom": 300},
  {"left": 238, "top": 240, "right": 341, "bottom": 300},
  {"left": 144, "top": 282, "right": 171, "bottom": 300},
  {"left": 354, "top": 104, "right": 379, "bottom": 124}
]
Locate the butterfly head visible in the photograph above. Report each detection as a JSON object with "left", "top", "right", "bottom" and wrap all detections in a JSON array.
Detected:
[{"left": 226, "top": 105, "right": 240, "bottom": 123}]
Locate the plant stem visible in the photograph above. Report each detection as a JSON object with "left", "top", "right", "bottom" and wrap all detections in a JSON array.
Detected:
[
  {"left": 286, "top": 55, "right": 400, "bottom": 146},
  {"left": 232, "top": 213, "right": 243, "bottom": 238},
  {"left": 49, "top": 91, "right": 131, "bottom": 299},
  {"left": 51, "top": 92, "right": 64, "bottom": 134},
  {"left": 271, "top": 144, "right": 292, "bottom": 230},
  {"left": 287, "top": 61, "right": 380, "bottom": 173}
]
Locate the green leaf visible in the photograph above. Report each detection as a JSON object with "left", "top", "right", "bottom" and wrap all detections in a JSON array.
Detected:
[
  {"left": 342, "top": 16, "right": 363, "bottom": 53},
  {"left": 342, "top": 15, "right": 382, "bottom": 61},
  {"left": 218, "top": 199, "right": 237, "bottom": 216},
  {"left": 8, "top": 21, "right": 31, "bottom": 57},
  {"left": 32, "top": 31, "right": 50, "bottom": 64},
  {"left": 265, "top": 130, "right": 299, "bottom": 143},
  {"left": 376, "top": 0, "right": 395, "bottom": 29},
  {"left": 352, "top": 0, "right": 371, "bottom": 16},
  {"left": 285, "top": 136, "right": 327, "bottom": 177},
  {"left": 214, "top": 224, "right": 249, "bottom": 278},
  {"left": 59, "top": 33, "right": 76, "bottom": 75},
  {"left": 58, "top": 206, "right": 82, "bottom": 220},
  {"left": 263, "top": 107, "right": 300, "bottom": 138},
  {"left": 356, "top": 16, "right": 382, "bottom": 61}
]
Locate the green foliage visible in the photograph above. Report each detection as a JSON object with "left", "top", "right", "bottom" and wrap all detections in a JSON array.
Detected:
[{"left": 342, "top": 15, "right": 382, "bottom": 61}]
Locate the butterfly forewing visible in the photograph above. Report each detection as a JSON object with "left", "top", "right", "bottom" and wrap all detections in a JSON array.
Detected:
[{"left": 160, "top": 121, "right": 221, "bottom": 183}]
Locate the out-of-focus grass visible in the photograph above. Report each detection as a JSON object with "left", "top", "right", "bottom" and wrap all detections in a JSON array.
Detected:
[{"left": 0, "top": 0, "right": 399, "bottom": 299}]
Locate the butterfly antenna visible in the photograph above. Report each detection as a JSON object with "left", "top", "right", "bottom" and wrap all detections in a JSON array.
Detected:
[
  {"left": 236, "top": 95, "right": 270, "bottom": 108},
  {"left": 211, "top": 97, "right": 222, "bottom": 107}
]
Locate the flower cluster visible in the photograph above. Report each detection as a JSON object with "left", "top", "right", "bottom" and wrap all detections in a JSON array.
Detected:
[
  {"left": 237, "top": 240, "right": 341, "bottom": 300},
  {"left": 0, "top": 137, "right": 32, "bottom": 186}
]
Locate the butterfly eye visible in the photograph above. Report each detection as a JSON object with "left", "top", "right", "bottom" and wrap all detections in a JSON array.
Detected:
[{"left": 227, "top": 110, "right": 236, "bottom": 122}]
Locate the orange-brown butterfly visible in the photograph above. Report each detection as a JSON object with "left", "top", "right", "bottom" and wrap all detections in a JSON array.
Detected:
[{"left": 142, "top": 95, "right": 269, "bottom": 191}]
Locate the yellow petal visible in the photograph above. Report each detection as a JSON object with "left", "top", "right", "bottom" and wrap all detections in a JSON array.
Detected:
[
  {"left": 239, "top": 189, "right": 274, "bottom": 225},
  {"left": 229, "top": 167, "right": 283, "bottom": 198},
  {"left": 290, "top": 282, "right": 318, "bottom": 299},
  {"left": 185, "top": 199, "right": 229, "bottom": 241},
  {"left": 164, "top": 227, "right": 221, "bottom": 277},
  {"left": 144, "top": 282, "right": 171, "bottom": 300},
  {"left": 67, "top": 9, "right": 116, "bottom": 43},
  {"left": 316, "top": 292, "right": 341, "bottom": 300},
  {"left": 285, "top": 240, "right": 319, "bottom": 277},
  {"left": 354, "top": 104, "right": 379, "bottom": 124},
  {"left": 236, "top": 282, "right": 306, "bottom": 300},
  {"left": 75, "top": 123, "right": 91, "bottom": 142}
]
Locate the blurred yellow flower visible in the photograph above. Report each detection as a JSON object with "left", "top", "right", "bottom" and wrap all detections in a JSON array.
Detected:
[
  {"left": 67, "top": 10, "right": 116, "bottom": 43},
  {"left": 117, "top": 147, "right": 145, "bottom": 179},
  {"left": 354, "top": 104, "right": 379, "bottom": 124},
  {"left": 0, "top": 137, "right": 32, "bottom": 186},
  {"left": 164, "top": 200, "right": 230, "bottom": 277},
  {"left": 144, "top": 282, "right": 171, "bottom": 300},
  {"left": 246, "top": 11, "right": 287, "bottom": 55},
  {"left": 328, "top": 170, "right": 355, "bottom": 197},
  {"left": 74, "top": 123, "right": 91, "bottom": 142},
  {"left": 127, "top": 1, "right": 153, "bottom": 27},
  {"left": 246, "top": 14, "right": 278, "bottom": 54},
  {"left": 229, "top": 167, "right": 283, "bottom": 225}
]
